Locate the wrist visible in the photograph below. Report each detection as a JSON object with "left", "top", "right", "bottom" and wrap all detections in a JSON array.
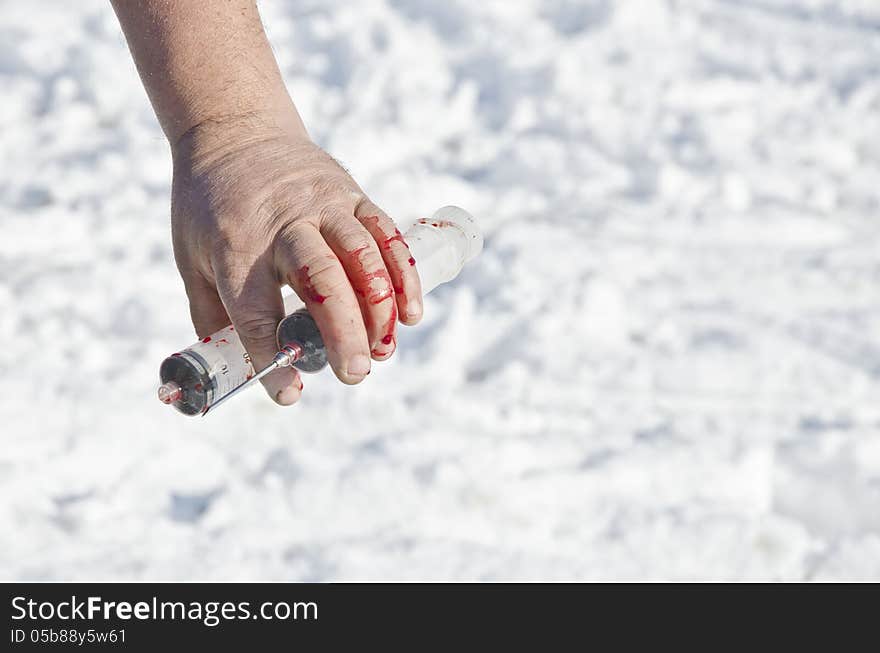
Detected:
[{"left": 170, "top": 101, "right": 310, "bottom": 169}]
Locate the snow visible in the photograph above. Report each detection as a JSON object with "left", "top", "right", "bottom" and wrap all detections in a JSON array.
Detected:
[{"left": 1, "top": 0, "right": 878, "bottom": 581}]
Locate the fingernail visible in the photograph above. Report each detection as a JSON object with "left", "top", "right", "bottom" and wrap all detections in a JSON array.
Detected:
[
  {"left": 347, "top": 354, "right": 371, "bottom": 377},
  {"left": 406, "top": 298, "right": 422, "bottom": 320},
  {"left": 275, "top": 385, "right": 300, "bottom": 406}
]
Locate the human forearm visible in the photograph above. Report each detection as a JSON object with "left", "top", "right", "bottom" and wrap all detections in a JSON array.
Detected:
[{"left": 111, "top": 0, "right": 307, "bottom": 147}]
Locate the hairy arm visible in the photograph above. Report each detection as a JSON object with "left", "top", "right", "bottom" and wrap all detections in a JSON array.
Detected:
[{"left": 111, "top": 0, "right": 305, "bottom": 144}]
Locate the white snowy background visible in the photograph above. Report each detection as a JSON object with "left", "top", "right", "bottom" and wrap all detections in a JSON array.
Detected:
[{"left": 1, "top": 0, "right": 878, "bottom": 581}]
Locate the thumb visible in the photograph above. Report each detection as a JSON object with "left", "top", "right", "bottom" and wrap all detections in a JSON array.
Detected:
[{"left": 213, "top": 257, "right": 302, "bottom": 406}]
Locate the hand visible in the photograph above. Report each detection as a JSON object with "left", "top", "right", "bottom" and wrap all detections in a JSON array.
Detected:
[{"left": 170, "top": 117, "right": 423, "bottom": 405}]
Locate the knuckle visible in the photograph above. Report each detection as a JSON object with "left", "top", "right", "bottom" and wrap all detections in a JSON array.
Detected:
[
  {"left": 304, "top": 176, "right": 330, "bottom": 203},
  {"left": 370, "top": 208, "right": 393, "bottom": 225},
  {"left": 338, "top": 223, "right": 373, "bottom": 248},
  {"left": 233, "top": 313, "right": 278, "bottom": 344},
  {"left": 275, "top": 221, "right": 313, "bottom": 251},
  {"left": 307, "top": 175, "right": 348, "bottom": 204},
  {"left": 355, "top": 247, "right": 385, "bottom": 271},
  {"left": 304, "top": 260, "right": 350, "bottom": 294},
  {"left": 348, "top": 189, "right": 368, "bottom": 209},
  {"left": 289, "top": 252, "right": 350, "bottom": 304},
  {"left": 353, "top": 195, "right": 376, "bottom": 216},
  {"left": 367, "top": 214, "right": 397, "bottom": 235},
  {"left": 316, "top": 202, "right": 348, "bottom": 225}
]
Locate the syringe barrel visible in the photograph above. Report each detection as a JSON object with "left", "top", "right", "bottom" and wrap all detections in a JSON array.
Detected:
[
  {"left": 160, "top": 205, "right": 481, "bottom": 414},
  {"left": 405, "top": 205, "right": 483, "bottom": 294},
  {"left": 158, "top": 294, "right": 302, "bottom": 416}
]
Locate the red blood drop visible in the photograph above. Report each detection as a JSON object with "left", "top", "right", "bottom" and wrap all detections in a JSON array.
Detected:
[
  {"left": 296, "top": 265, "right": 327, "bottom": 303},
  {"left": 408, "top": 257, "right": 416, "bottom": 266},
  {"left": 383, "top": 228, "right": 408, "bottom": 250},
  {"left": 201, "top": 336, "right": 211, "bottom": 343},
  {"left": 371, "top": 302, "right": 398, "bottom": 357}
]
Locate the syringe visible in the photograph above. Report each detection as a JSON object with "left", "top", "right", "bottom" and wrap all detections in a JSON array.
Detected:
[{"left": 157, "top": 206, "right": 483, "bottom": 416}]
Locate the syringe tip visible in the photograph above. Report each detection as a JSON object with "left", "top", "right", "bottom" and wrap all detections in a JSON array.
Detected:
[
  {"left": 275, "top": 342, "right": 304, "bottom": 367},
  {"left": 158, "top": 381, "right": 183, "bottom": 405}
]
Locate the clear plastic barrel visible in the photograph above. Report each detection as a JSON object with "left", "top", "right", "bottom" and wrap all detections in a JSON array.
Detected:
[{"left": 404, "top": 205, "right": 483, "bottom": 294}]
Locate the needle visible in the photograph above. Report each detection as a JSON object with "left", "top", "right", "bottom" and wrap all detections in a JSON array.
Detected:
[{"left": 203, "top": 342, "right": 303, "bottom": 415}]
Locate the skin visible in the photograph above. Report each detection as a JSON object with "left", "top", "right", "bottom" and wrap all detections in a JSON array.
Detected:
[{"left": 111, "top": 0, "right": 422, "bottom": 405}]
